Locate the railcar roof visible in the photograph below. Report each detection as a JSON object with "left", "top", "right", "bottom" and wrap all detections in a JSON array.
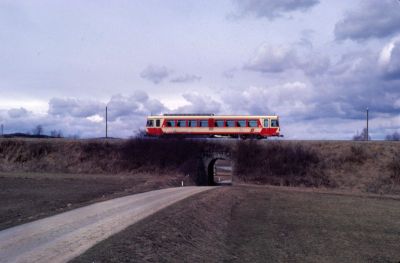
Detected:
[{"left": 147, "top": 115, "right": 279, "bottom": 119}]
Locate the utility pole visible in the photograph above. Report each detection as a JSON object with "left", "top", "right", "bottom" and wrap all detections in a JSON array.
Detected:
[
  {"left": 366, "top": 107, "right": 369, "bottom": 141},
  {"left": 105, "top": 106, "right": 108, "bottom": 139}
]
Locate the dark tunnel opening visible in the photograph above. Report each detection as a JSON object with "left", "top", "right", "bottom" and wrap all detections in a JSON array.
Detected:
[{"left": 207, "top": 158, "right": 233, "bottom": 185}]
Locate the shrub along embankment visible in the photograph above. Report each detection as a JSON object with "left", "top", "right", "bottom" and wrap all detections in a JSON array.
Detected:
[
  {"left": 233, "top": 141, "right": 328, "bottom": 187},
  {"left": 232, "top": 140, "right": 400, "bottom": 195}
]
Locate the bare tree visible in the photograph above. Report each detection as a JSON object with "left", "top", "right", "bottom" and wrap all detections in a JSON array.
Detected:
[
  {"left": 33, "top": 125, "right": 44, "bottom": 136},
  {"left": 353, "top": 128, "right": 371, "bottom": 141},
  {"left": 50, "top": 129, "right": 63, "bottom": 138},
  {"left": 68, "top": 134, "right": 80, "bottom": 139},
  {"left": 134, "top": 129, "right": 147, "bottom": 139},
  {"left": 385, "top": 131, "right": 400, "bottom": 141}
]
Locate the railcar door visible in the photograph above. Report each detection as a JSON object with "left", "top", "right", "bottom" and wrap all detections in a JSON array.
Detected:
[{"left": 208, "top": 118, "right": 214, "bottom": 131}]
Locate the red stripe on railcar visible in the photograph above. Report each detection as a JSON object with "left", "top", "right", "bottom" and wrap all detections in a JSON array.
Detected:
[
  {"left": 260, "top": 128, "right": 279, "bottom": 136},
  {"left": 147, "top": 128, "right": 163, "bottom": 136}
]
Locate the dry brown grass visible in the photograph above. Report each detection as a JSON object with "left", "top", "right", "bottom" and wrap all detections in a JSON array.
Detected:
[
  {"left": 233, "top": 141, "right": 330, "bottom": 187},
  {"left": 0, "top": 172, "right": 182, "bottom": 230},
  {"left": 72, "top": 186, "right": 400, "bottom": 263}
]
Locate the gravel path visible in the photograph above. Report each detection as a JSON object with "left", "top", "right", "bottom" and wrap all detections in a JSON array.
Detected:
[{"left": 0, "top": 186, "right": 213, "bottom": 263}]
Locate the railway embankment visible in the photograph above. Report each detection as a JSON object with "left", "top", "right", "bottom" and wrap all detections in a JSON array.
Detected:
[{"left": 0, "top": 138, "right": 399, "bottom": 195}]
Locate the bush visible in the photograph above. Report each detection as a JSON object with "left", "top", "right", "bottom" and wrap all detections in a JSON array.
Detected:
[
  {"left": 233, "top": 141, "right": 330, "bottom": 187},
  {"left": 353, "top": 128, "right": 370, "bottom": 141},
  {"left": 389, "top": 151, "right": 400, "bottom": 185},
  {"left": 0, "top": 140, "right": 53, "bottom": 163},
  {"left": 385, "top": 132, "right": 400, "bottom": 141},
  {"left": 344, "top": 145, "right": 369, "bottom": 164}
]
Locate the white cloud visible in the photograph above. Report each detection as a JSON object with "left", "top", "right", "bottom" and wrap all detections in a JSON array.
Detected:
[
  {"left": 379, "top": 36, "right": 400, "bottom": 79},
  {"left": 140, "top": 65, "right": 171, "bottom": 84},
  {"left": 170, "top": 74, "right": 201, "bottom": 83},
  {"left": 335, "top": 0, "right": 400, "bottom": 41},
  {"left": 1, "top": 91, "right": 167, "bottom": 138},
  {"left": 245, "top": 43, "right": 330, "bottom": 76},
  {"left": 245, "top": 44, "right": 298, "bottom": 73},
  {"left": 87, "top": 114, "right": 103, "bottom": 123},
  {"left": 231, "top": 0, "right": 319, "bottom": 20},
  {"left": 8, "top": 107, "right": 29, "bottom": 118},
  {"left": 172, "top": 93, "right": 222, "bottom": 114},
  {"left": 395, "top": 99, "right": 400, "bottom": 108},
  {"left": 224, "top": 82, "right": 315, "bottom": 117},
  {"left": 48, "top": 98, "right": 105, "bottom": 118},
  {"left": 106, "top": 92, "right": 167, "bottom": 121}
]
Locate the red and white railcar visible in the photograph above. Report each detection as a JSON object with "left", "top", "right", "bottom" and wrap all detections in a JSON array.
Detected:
[{"left": 145, "top": 114, "right": 281, "bottom": 139}]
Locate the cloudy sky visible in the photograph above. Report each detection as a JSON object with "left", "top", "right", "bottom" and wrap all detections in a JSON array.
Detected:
[{"left": 0, "top": 0, "right": 399, "bottom": 139}]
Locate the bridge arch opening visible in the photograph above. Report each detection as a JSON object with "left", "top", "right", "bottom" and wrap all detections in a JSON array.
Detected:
[{"left": 207, "top": 158, "right": 233, "bottom": 185}]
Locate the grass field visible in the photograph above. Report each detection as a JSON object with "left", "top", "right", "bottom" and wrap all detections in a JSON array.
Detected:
[
  {"left": 73, "top": 185, "right": 400, "bottom": 263},
  {"left": 0, "top": 172, "right": 182, "bottom": 230}
]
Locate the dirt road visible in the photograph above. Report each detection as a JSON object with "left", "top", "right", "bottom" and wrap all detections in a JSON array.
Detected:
[{"left": 0, "top": 186, "right": 213, "bottom": 263}]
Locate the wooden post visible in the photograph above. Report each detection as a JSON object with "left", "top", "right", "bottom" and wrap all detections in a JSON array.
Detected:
[{"left": 366, "top": 107, "right": 369, "bottom": 141}]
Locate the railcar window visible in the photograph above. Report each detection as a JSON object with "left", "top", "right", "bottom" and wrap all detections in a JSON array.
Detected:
[
  {"left": 215, "top": 120, "right": 225, "bottom": 127},
  {"left": 189, "top": 120, "right": 197, "bottom": 127},
  {"left": 249, "top": 120, "right": 258, "bottom": 127},
  {"left": 200, "top": 120, "right": 208, "bottom": 127},
  {"left": 146, "top": 120, "right": 154, "bottom": 127},
  {"left": 177, "top": 120, "right": 186, "bottom": 127},
  {"left": 237, "top": 120, "right": 246, "bottom": 127},
  {"left": 166, "top": 120, "right": 175, "bottom": 127},
  {"left": 156, "top": 120, "right": 160, "bottom": 127},
  {"left": 271, "top": 119, "right": 279, "bottom": 127},
  {"left": 226, "top": 120, "right": 235, "bottom": 127},
  {"left": 264, "top": 119, "right": 269, "bottom": 128}
]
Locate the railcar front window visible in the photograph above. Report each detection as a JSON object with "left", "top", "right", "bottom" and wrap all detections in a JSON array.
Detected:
[
  {"left": 264, "top": 119, "right": 269, "bottom": 128},
  {"left": 226, "top": 120, "right": 235, "bottom": 127},
  {"left": 146, "top": 120, "right": 154, "bottom": 127},
  {"left": 200, "top": 120, "right": 208, "bottom": 127},
  {"left": 156, "top": 120, "right": 160, "bottom": 127},
  {"left": 215, "top": 120, "right": 224, "bottom": 127},
  {"left": 249, "top": 120, "right": 258, "bottom": 127},
  {"left": 166, "top": 120, "right": 175, "bottom": 127},
  {"left": 271, "top": 119, "right": 279, "bottom": 127},
  {"left": 189, "top": 120, "right": 197, "bottom": 127},
  {"left": 237, "top": 120, "right": 246, "bottom": 127}
]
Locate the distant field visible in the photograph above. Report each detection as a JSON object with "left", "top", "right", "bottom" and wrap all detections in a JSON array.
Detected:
[
  {"left": 0, "top": 172, "right": 182, "bottom": 230},
  {"left": 73, "top": 185, "right": 400, "bottom": 263}
]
